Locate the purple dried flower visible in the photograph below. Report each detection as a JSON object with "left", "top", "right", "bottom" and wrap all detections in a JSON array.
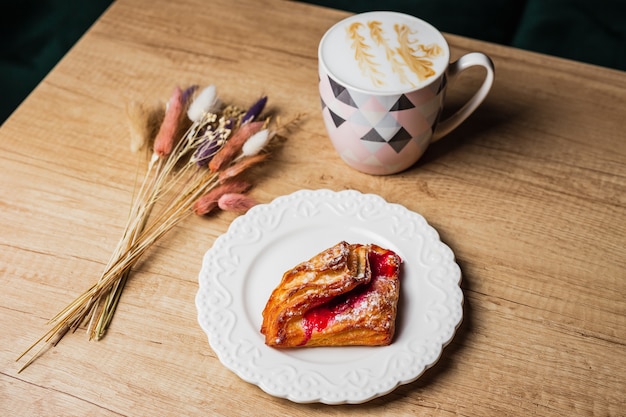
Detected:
[
  {"left": 182, "top": 85, "right": 199, "bottom": 104},
  {"left": 193, "top": 136, "right": 221, "bottom": 167},
  {"left": 241, "top": 96, "right": 267, "bottom": 125}
]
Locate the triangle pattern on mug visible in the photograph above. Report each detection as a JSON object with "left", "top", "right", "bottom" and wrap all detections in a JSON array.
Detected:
[
  {"left": 329, "top": 111, "right": 346, "bottom": 128},
  {"left": 362, "top": 129, "right": 387, "bottom": 143},
  {"left": 390, "top": 95, "right": 416, "bottom": 111},
  {"left": 336, "top": 89, "right": 357, "bottom": 107},
  {"left": 388, "top": 127, "right": 413, "bottom": 153},
  {"left": 362, "top": 126, "right": 413, "bottom": 153},
  {"left": 328, "top": 76, "right": 346, "bottom": 98},
  {"left": 320, "top": 73, "right": 442, "bottom": 165}
]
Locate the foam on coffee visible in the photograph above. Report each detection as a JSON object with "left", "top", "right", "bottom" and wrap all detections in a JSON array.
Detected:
[{"left": 319, "top": 12, "right": 450, "bottom": 95}]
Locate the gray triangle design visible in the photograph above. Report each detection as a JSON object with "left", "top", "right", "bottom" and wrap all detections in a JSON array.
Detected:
[
  {"left": 329, "top": 108, "right": 346, "bottom": 127},
  {"left": 336, "top": 89, "right": 357, "bottom": 107},
  {"left": 389, "top": 94, "right": 415, "bottom": 111},
  {"left": 361, "top": 128, "right": 386, "bottom": 143},
  {"left": 388, "top": 127, "right": 413, "bottom": 153},
  {"left": 328, "top": 76, "right": 346, "bottom": 98}
]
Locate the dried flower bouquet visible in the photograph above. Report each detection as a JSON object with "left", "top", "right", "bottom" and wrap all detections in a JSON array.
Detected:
[{"left": 18, "top": 84, "right": 299, "bottom": 371}]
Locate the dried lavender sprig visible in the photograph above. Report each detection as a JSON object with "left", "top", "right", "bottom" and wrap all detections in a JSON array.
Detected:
[
  {"left": 193, "top": 133, "right": 221, "bottom": 167},
  {"left": 181, "top": 84, "right": 199, "bottom": 105},
  {"left": 241, "top": 95, "right": 267, "bottom": 125}
]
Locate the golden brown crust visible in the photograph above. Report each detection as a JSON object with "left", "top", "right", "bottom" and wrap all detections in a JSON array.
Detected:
[{"left": 260, "top": 241, "right": 401, "bottom": 348}]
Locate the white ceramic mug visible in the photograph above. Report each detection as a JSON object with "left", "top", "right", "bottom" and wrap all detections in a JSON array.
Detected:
[{"left": 319, "top": 11, "right": 495, "bottom": 175}]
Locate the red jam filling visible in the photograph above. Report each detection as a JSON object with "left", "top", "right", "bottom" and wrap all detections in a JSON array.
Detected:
[
  {"left": 300, "top": 249, "right": 398, "bottom": 345},
  {"left": 370, "top": 250, "right": 397, "bottom": 279}
]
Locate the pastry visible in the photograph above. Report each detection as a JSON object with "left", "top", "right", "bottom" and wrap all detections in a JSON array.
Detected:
[{"left": 261, "top": 241, "right": 401, "bottom": 347}]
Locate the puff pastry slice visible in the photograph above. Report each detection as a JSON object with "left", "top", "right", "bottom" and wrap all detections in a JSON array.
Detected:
[{"left": 261, "top": 241, "right": 401, "bottom": 347}]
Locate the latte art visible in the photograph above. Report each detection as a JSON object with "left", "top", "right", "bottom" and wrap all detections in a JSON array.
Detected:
[
  {"left": 346, "top": 20, "right": 443, "bottom": 89},
  {"left": 320, "top": 12, "right": 449, "bottom": 94}
]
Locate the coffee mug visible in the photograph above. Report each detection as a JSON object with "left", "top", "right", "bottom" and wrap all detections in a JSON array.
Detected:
[{"left": 319, "top": 11, "right": 494, "bottom": 175}]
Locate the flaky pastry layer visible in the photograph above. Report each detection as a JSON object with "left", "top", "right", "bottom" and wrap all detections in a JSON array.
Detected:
[{"left": 261, "top": 241, "right": 401, "bottom": 348}]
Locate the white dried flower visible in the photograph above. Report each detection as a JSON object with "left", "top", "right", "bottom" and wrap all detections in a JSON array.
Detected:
[
  {"left": 187, "top": 85, "right": 220, "bottom": 122},
  {"left": 241, "top": 129, "right": 271, "bottom": 157}
]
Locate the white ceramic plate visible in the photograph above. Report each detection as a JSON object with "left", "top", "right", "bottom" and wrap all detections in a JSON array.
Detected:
[{"left": 196, "top": 189, "right": 463, "bottom": 404}]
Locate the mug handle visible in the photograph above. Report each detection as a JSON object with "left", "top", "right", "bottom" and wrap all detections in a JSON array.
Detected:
[{"left": 432, "top": 52, "right": 495, "bottom": 142}]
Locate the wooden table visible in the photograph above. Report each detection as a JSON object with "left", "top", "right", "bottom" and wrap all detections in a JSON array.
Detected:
[{"left": 2, "top": 0, "right": 624, "bottom": 415}]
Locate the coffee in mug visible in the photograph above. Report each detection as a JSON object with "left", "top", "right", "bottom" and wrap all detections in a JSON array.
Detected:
[{"left": 319, "top": 11, "right": 494, "bottom": 175}]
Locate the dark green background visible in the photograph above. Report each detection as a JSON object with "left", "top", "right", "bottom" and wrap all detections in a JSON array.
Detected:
[{"left": 1, "top": 0, "right": 624, "bottom": 124}]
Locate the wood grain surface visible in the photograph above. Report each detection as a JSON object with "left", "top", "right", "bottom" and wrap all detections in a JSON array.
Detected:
[{"left": 1, "top": 0, "right": 624, "bottom": 415}]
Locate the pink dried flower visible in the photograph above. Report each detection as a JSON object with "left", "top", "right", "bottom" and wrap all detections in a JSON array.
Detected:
[
  {"left": 192, "top": 180, "right": 252, "bottom": 215},
  {"left": 208, "top": 121, "right": 264, "bottom": 172},
  {"left": 218, "top": 153, "right": 268, "bottom": 183},
  {"left": 154, "top": 86, "right": 184, "bottom": 158},
  {"left": 217, "top": 193, "right": 258, "bottom": 213}
]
